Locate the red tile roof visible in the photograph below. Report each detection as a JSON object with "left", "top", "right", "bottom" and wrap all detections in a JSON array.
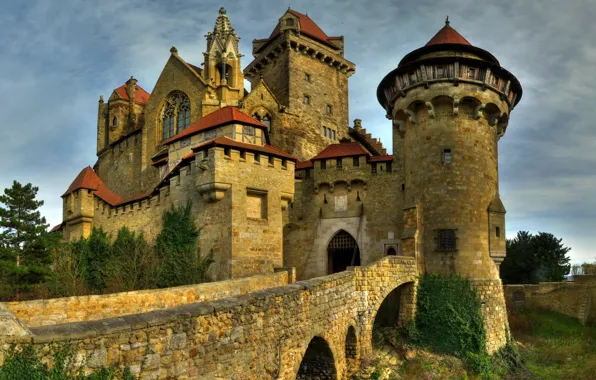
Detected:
[
  {"left": 192, "top": 137, "right": 296, "bottom": 160},
  {"left": 263, "top": 9, "right": 341, "bottom": 51},
  {"left": 425, "top": 24, "right": 471, "bottom": 47},
  {"left": 311, "top": 142, "right": 369, "bottom": 160},
  {"left": 62, "top": 167, "right": 124, "bottom": 206},
  {"left": 368, "top": 155, "right": 393, "bottom": 162},
  {"left": 114, "top": 84, "right": 151, "bottom": 105},
  {"left": 50, "top": 223, "right": 64, "bottom": 233},
  {"left": 164, "top": 107, "right": 267, "bottom": 145},
  {"left": 295, "top": 160, "right": 314, "bottom": 170}
]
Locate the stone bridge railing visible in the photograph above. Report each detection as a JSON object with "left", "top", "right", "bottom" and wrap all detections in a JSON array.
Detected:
[{"left": 0, "top": 256, "right": 417, "bottom": 379}]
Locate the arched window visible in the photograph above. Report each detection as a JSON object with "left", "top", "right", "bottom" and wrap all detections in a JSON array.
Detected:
[
  {"left": 252, "top": 111, "right": 272, "bottom": 131},
  {"left": 161, "top": 92, "right": 191, "bottom": 140},
  {"left": 261, "top": 115, "right": 271, "bottom": 129}
]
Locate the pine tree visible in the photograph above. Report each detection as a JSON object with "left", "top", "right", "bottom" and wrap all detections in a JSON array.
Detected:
[{"left": 0, "top": 181, "right": 54, "bottom": 299}]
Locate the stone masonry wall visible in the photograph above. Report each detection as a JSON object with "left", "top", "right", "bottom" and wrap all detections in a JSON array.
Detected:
[
  {"left": 2, "top": 256, "right": 417, "bottom": 379},
  {"left": 3, "top": 272, "right": 288, "bottom": 328}
]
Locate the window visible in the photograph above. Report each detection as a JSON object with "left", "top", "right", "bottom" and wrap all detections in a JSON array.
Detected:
[
  {"left": 496, "top": 226, "right": 501, "bottom": 238},
  {"left": 386, "top": 161, "right": 392, "bottom": 173},
  {"left": 304, "top": 95, "right": 310, "bottom": 105},
  {"left": 246, "top": 189, "right": 267, "bottom": 220},
  {"left": 243, "top": 126, "right": 255, "bottom": 136},
  {"left": 261, "top": 115, "right": 271, "bottom": 128},
  {"left": 443, "top": 149, "right": 452, "bottom": 164},
  {"left": 401, "top": 183, "right": 405, "bottom": 191},
  {"left": 386, "top": 247, "right": 397, "bottom": 256},
  {"left": 326, "top": 104, "right": 333, "bottom": 114},
  {"left": 177, "top": 97, "right": 191, "bottom": 132},
  {"left": 322, "top": 126, "right": 327, "bottom": 137},
  {"left": 371, "top": 163, "right": 377, "bottom": 174},
  {"left": 468, "top": 68, "right": 476, "bottom": 80},
  {"left": 408, "top": 72, "right": 416, "bottom": 84},
  {"left": 437, "top": 66, "right": 445, "bottom": 78},
  {"left": 320, "top": 160, "right": 326, "bottom": 170},
  {"left": 161, "top": 92, "right": 191, "bottom": 140},
  {"left": 436, "top": 229, "right": 457, "bottom": 251},
  {"left": 305, "top": 73, "right": 311, "bottom": 81},
  {"left": 353, "top": 157, "right": 359, "bottom": 167},
  {"left": 336, "top": 158, "right": 342, "bottom": 169},
  {"left": 305, "top": 169, "right": 311, "bottom": 179},
  {"left": 331, "top": 130, "right": 336, "bottom": 140},
  {"left": 112, "top": 117, "right": 118, "bottom": 128},
  {"left": 286, "top": 18, "right": 295, "bottom": 27}
]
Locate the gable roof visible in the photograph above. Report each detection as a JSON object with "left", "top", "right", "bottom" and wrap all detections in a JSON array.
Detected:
[
  {"left": 425, "top": 24, "right": 471, "bottom": 47},
  {"left": 113, "top": 84, "right": 151, "bottom": 105},
  {"left": 164, "top": 107, "right": 267, "bottom": 145},
  {"left": 311, "top": 142, "right": 369, "bottom": 160},
  {"left": 258, "top": 9, "right": 341, "bottom": 52},
  {"left": 62, "top": 167, "right": 124, "bottom": 206}
]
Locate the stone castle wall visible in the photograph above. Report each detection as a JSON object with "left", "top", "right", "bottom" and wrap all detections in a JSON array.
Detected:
[
  {"left": 3, "top": 272, "right": 288, "bottom": 328},
  {"left": 504, "top": 277, "right": 596, "bottom": 325},
  {"left": 1, "top": 256, "right": 417, "bottom": 379}
]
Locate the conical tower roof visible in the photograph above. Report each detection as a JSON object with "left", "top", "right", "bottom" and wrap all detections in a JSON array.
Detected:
[{"left": 425, "top": 18, "right": 471, "bottom": 46}]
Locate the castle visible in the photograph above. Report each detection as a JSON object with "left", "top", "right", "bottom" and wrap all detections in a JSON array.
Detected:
[{"left": 54, "top": 8, "right": 522, "bottom": 354}]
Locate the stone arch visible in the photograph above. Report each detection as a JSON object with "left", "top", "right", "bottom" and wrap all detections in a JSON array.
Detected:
[
  {"left": 296, "top": 336, "right": 338, "bottom": 380},
  {"left": 250, "top": 105, "right": 274, "bottom": 131},
  {"left": 456, "top": 96, "right": 482, "bottom": 119},
  {"left": 370, "top": 281, "right": 416, "bottom": 349},
  {"left": 483, "top": 102, "right": 503, "bottom": 126},
  {"left": 345, "top": 325, "right": 359, "bottom": 376},
  {"left": 327, "top": 230, "right": 360, "bottom": 274}
]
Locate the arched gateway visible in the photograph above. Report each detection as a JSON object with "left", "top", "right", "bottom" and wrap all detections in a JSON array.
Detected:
[{"left": 327, "top": 230, "right": 360, "bottom": 274}]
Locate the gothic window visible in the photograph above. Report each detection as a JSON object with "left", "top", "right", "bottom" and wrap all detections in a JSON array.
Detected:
[
  {"left": 160, "top": 92, "right": 191, "bottom": 141},
  {"left": 436, "top": 229, "right": 457, "bottom": 251},
  {"left": 261, "top": 115, "right": 271, "bottom": 128}
]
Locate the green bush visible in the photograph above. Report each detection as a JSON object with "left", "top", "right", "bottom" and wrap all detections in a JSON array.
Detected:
[{"left": 0, "top": 343, "right": 134, "bottom": 379}]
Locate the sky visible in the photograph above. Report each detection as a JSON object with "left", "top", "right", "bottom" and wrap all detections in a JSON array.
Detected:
[{"left": 0, "top": 0, "right": 594, "bottom": 264}]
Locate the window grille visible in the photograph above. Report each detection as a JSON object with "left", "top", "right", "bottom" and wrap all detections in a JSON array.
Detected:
[
  {"left": 328, "top": 231, "right": 357, "bottom": 249},
  {"left": 436, "top": 229, "right": 457, "bottom": 251}
]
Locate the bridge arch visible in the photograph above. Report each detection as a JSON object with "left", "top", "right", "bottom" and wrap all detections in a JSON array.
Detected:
[
  {"left": 296, "top": 335, "right": 338, "bottom": 380},
  {"left": 370, "top": 281, "right": 416, "bottom": 349},
  {"left": 345, "top": 325, "right": 359, "bottom": 376}
]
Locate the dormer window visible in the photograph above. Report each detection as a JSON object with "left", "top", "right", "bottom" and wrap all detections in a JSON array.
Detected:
[{"left": 286, "top": 18, "right": 295, "bottom": 27}]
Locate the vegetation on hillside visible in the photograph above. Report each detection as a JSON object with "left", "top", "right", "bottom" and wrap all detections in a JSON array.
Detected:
[
  {"left": 0, "top": 178, "right": 213, "bottom": 301},
  {"left": 500, "top": 231, "right": 571, "bottom": 284}
]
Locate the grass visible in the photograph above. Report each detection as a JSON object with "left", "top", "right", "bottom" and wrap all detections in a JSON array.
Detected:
[{"left": 509, "top": 309, "right": 596, "bottom": 379}]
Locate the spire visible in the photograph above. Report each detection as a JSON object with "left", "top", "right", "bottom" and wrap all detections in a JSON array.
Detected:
[
  {"left": 425, "top": 19, "right": 471, "bottom": 47},
  {"left": 205, "top": 7, "right": 239, "bottom": 54}
]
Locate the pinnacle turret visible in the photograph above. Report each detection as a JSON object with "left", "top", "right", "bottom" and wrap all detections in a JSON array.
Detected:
[{"left": 205, "top": 7, "right": 239, "bottom": 54}]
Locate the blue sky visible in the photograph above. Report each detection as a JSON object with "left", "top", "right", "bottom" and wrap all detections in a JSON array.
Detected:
[{"left": 0, "top": 0, "right": 594, "bottom": 263}]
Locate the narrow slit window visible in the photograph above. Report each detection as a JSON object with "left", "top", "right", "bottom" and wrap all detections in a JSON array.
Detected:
[
  {"left": 496, "top": 226, "right": 501, "bottom": 238},
  {"left": 304, "top": 95, "right": 310, "bottom": 105},
  {"left": 305, "top": 73, "right": 311, "bottom": 81},
  {"left": 326, "top": 104, "right": 333, "bottom": 114},
  {"left": 336, "top": 158, "right": 342, "bottom": 169},
  {"left": 371, "top": 163, "right": 377, "bottom": 174},
  {"left": 443, "top": 149, "right": 452, "bottom": 164}
]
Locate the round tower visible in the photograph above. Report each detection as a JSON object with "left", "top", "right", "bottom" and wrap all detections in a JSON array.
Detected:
[{"left": 377, "top": 19, "right": 522, "bottom": 353}]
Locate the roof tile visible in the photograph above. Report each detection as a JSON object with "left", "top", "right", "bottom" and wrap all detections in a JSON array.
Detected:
[
  {"left": 114, "top": 84, "right": 151, "bottom": 105},
  {"left": 311, "top": 142, "right": 369, "bottom": 160},
  {"left": 62, "top": 167, "right": 124, "bottom": 206},
  {"left": 425, "top": 24, "right": 471, "bottom": 47},
  {"left": 164, "top": 107, "right": 267, "bottom": 145}
]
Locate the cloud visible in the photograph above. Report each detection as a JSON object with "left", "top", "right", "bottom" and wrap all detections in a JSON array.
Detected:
[{"left": 0, "top": 0, "right": 594, "bottom": 265}]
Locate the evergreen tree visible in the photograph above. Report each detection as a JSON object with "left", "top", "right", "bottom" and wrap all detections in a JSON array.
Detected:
[
  {"left": 154, "top": 202, "right": 213, "bottom": 288},
  {"left": 0, "top": 181, "right": 54, "bottom": 299},
  {"left": 501, "top": 231, "right": 571, "bottom": 284},
  {"left": 80, "top": 227, "right": 112, "bottom": 293}
]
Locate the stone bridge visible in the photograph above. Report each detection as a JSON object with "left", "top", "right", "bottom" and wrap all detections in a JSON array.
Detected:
[{"left": 0, "top": 256, "right": 417, "bottom": 379}]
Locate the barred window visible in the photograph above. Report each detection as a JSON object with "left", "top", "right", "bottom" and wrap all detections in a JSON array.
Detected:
[
  {"left": 443, "top": 149, "right": 452, "bottom": 164},
  {"left": 436, "top": 229, "right": 457, "bottom": 251}
]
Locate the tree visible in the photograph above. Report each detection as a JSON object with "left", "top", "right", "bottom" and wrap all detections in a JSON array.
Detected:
[
  {"left": 0, "top": 181, "right": 54, "bottom": 300},
  {"left": 107, "top": 227, "right": 157, "bottom": 291},
  {"left": 500, "top": 231, "right": 571, "bottom": 284},
  {"left": 80, "top": 227, "right": 112, "bottom": 293},
  {"left": 154, "top": 202, "right": 213, "bottom": 288}
]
